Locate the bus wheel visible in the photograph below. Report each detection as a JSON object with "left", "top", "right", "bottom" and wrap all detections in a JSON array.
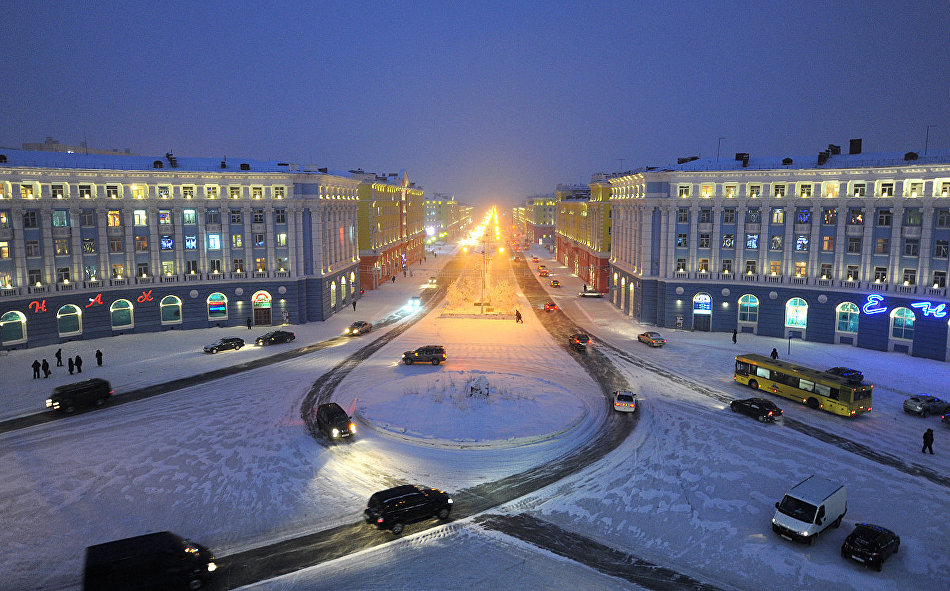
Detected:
[
  {"left": 748, "top": 379, "right": 758, "bottom": 390},
  {"left": 806, "top": 398, "right": 820, "bottom": 409}
]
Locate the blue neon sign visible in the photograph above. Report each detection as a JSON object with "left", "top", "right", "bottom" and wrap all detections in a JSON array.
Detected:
[{"left": 862, "top": 294, "right": 947, "bottom": 318}]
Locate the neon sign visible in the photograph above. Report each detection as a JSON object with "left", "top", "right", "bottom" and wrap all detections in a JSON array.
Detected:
[
  {"left": 85, "top": 293, "right": 104, "bottom": 308},
  {"left": 862, "top": 294, "right": 947, "bottom": 318},
  {"left": 28, "top": 300, "right": 47, "bottom": 313},
  {"left": 137, "top": 289, "right": 154, "bottom": 303}
]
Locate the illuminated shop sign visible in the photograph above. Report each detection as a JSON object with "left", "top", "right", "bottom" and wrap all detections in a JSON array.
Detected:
[
  {"left": 693, "top": 293, "right": 712, "bottom": 314},
  {"left": 862, "top": 294, "right": 947, "bottom": 318}
]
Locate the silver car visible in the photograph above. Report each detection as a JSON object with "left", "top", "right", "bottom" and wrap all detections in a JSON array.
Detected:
[{"left": 903, "top": 395, "right": 950, "bottom": 417}]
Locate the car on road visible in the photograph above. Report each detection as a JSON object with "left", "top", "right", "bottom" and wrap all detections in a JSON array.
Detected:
[
  {"left": 730, "top": 397, "right": 783, "bottom": 422},
  {"left": 544, "top": 301, "right": 558, "bottom": 312},
  {"left": 428, "top": 276, "right": 437, "bottom": 285},
  {"left": 612, "top": 390, "right": 637, "bottom": 412},
  {"left": 531, "top": 256, "right": 539, "bottom": 262},
  {"left": 363, "top": 484, "right": 453, "bottom": 535},
  {"left": 826, "top": 367, "right": 864, "bottom": 384},
  {"left": 902, "top": 395, "right": 950, "bottom": 417},
  {"left": 512, "top": 256, "right": 522, "bottom": 262},
  {"left": 579, "top": 289, "right": 604, "bottom": 298},
  {"left": 46, "top": 378, "right": 113, "bottom": 413},
  {"left": 550, "top": 279, "right": 561, "bottom": 288},
  {"left": 344, "top": 320, "right": 373, "bottom": 336},
  {"left": 539, "top": 269, "right": 549, "bottom": 277},
  {"left": 255, "top": 330, "right": 295, "bottom": 346},
  {"left": 637, "top": 331, "right": 666, "bottom": 347},
  {"left": 315, "top": 402, "right": 356, "bottom": 440},
  {"left": 568, "top": 333, "right": 591, "bottom": 352},
  {"left": 537, "top": 264, "right": 547, "bottom": 271},
  {"left": 841, "top": 523, "right": 900, "bottom": 571},
  {"left": 402, "top": 345, "right": 447, "bottom": 365},
  {"left": 203, "top": 337, "right": 245, "bottom": 353},
  {"left": 944, "top": 413, "right": 950, "bottom": 426}
]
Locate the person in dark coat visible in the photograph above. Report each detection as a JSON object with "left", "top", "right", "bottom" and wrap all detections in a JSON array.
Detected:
[
  {"left": 922, "top": 428, "right": 935, "bottom": 454},
  {"left": 352, "top": 300, "right": 357, "bottom": 312},
  {"left": 32, "top": 359, "right": 41, "bottom": 379},
  {"left": 770, "top": 348, "right": 779, "bottom": 360},
  {"left": 68, "top": 357, "right": 74, "bottom": 374},
  {"left": 732, "top": 329, "right": 737, "bottom": 344},
  {"left": 75, "top": 355, "right": 83, "bottom": 373},
  {"left": 55, "top": 348, "right": 63, "bottom": 367},
  {"left": 515, "top": 309, "right": 523, "bottom": 324},
  {"left": 246, "top": 316, "right": 252, "bottom": 330},
  {"left": 96, "top": 349, "right": 103, "bottom": 366},
  {"left": 391, "top": 275, "right": 396, "bottom": 283},
  {"left": 42, "top": 359, "right": 51, "bottom": 378}
]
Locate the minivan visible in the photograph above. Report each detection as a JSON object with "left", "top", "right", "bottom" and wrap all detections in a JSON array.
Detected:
[
  {"left": 772, "top": 475, "right": 847, "bottom": 544},
  {"left": 83, "top": 531, "right": 216, "bottom": 590},
  {"left": 46, "top": 378, "right": 113, "bottom": 413}
]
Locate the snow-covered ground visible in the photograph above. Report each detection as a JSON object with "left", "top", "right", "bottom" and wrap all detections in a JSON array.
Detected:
[{"left": 1, "top": 243, "right": 948, "bottom": 590}]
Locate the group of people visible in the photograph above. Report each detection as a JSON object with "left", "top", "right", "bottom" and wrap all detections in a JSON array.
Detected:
[{"left": 32, "top": 348, "right": 103, "bottom": 379}]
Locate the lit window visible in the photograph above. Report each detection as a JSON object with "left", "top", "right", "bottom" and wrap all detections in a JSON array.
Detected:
[
  {"left": 208, "top": 234, "right": 221, "bottom": 250},
  {"left": 785, "top": 297, "right": 808, "bottom": 328},
  {"left": 185, "top": 235, "right": 197, "bottom": 250}
]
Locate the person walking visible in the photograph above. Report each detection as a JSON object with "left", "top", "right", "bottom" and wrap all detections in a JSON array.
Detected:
[
  {"left": 75, "top": 355, "right": 83, "bottom": 373},
  {"left": 922, "top": 428, "right": 935, "bottom": 454},
  {"left": 68, "top": 357, "right": 75, "bottom": 375},
  {"left": 55, "top": 348, "right": 63, "bottom": 367},
  {"left": 246, "top": 316, "right": 252, "bottom": 330},
  {"left": 391, "top": 275, "right": 396, "bottom": 284},
  {"left": 42, "top": 359, "right": 51, "bottom": 378},
  {"left": 96, "top": 349, "right": 103, "bottom": 366},
  {"left": 32, "top": 359, "right": 41, "bottom": 379},
  {"left": 770, "top": 348, "right": 779, "bottom": 360},
  {"left": 352, "top": 300, "right": 357, "bottom": 312},
  {"left": 515, "top": 309, "right": 523, "bottom": 324},
  {"left": 732, "top": 329, "right": 738, "bottom": 344}
]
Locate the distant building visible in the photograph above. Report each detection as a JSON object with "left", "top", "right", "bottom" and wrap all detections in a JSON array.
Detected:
[
  {"left": 424, "top": 193, "right": 471, "bottom": 244},
  {"left": 20, "top": 137, "right": 134, "bottom": 156},
  {"left": 607, "top": 141, "right": 950, "bottom": 361},
  {"left": 0, "top": 148, "right": 360, "bottom": 348},
  {"left": 523, "top": 194, "right": 556, "bottom": 247},
  {"left": 555, "top": 183, "right": 611, "bottom": 291}
]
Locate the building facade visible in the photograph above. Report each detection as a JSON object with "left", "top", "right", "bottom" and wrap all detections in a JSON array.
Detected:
[
  {"left": 524, "top": 194, "right": 556, "bottom": 248},
  {"left": 424, "top": 193, "right": 470, "bottom": 244},
  {"left": 608, "top": 143, "right": 950, "bottom": 361},
  {"left": 0, "top": 149, "right": 361, "bottom": 349},
  {"left": 555, "top": 180, "right": 612, "bottom": 291}
]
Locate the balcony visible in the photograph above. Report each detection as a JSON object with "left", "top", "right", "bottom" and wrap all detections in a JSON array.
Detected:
[
  {"left": 161, "top": 275, "right": 178, "bottom": 283},
  {"left": 1, "top": 287, "right": 21, "bottom": 297},
  {"left": 790, "top": 276, "right": 807, "bottom": 285},
  {"left": 136, "top": 276, "right": 154, "bottom": 284},
  {"left": 840, "top": 280, "right": 860, "bottom": 289},
  {"left": 815, "top": 278, "right": 833, "bottom": 287},
  {"left": 273, "top": 270, "right": 290, "bottom": 278},
  {"left": 56, "top": 282, "right": 75, "bottom": 291},
  {"left": 764, "top": 274, "right": 783, "bottom": 284},
  {"left": 184, "top": 273, "right": 201, "bottom": 282},
  {"left": 674, "top": 271, "right": 689, "bottom": 280},
  {"left": 894, "top": 284, "right": 915, "bottom": 294},
  {"left": 926, "top": 286, "right": 946, "bottom": 297},
  {"left": 85, "top": 280, "right": 103, "bottom": 289},
  {"left": 252, "top": 271, "right": 268, "bottom": 279},
  {"left": 110, "top": 278, "right": 129, "bottom": 287},
  {"left": 28, "top": 284, "right": 50, "bottom": 293},
  {"left": 231, "top": 272, "right": 247, "bottom": 279},
  {"left": 741, "top": 273, "right": 758, "bottom": 282},
  {"left": 867, "top": 282, "right": 887, "bottom": 292},
  {"left": 208, "top": 272, "right": 224, "bottom": 281}
]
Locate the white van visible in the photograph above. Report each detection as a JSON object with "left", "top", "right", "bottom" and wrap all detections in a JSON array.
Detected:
[{"left": 772, "top": 475, "right": 846, "bottom": 544}]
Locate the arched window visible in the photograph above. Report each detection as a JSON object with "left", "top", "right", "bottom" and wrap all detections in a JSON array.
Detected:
[
  {"left": 692, "top": 292, "right": 712, "bottom": 315},
  {"left": 0, "top": 310, "right": 27, "bottom": 344},
  {"left": 340, "top": 276, "right": 347, "bottom": 300},
  {"left": 110, "top": 299, "right": 134, "bottom": 329},
  {"left": 738, "top": 294, "right": 759, "bottom": 323},
  {"left": 160, "top": 295, "right": 182, "bottom": 324},
  {"left": 57, "top": 304, "right": 82, "bottom": 336},
  {"left": 891, "top": 307, "right": 915, "bottom": 340},
  {"left": 207, "top": 292, "right": 228, "bottom": 320},
  {"left": 836, "top": 302, "right": 859, "bottom": 333},
  {"left": 330, "top": 281, "right": 337, "bottom": 307},
  {"left": 785, "top": 297, "right": 808, "bottom": 328},
  {"left": 349, "top": 272, "right": 357, "bottom": 295}
]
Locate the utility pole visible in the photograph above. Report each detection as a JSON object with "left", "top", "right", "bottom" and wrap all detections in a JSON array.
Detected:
[
  {"left": 717, "top": 137, "right": 726, "bottom": 163},
  {"left": 925, "top": 125, "right": 935, "bottom": 155}
]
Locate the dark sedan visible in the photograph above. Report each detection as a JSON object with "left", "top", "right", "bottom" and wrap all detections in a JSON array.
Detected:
[
  {"left": 255, "top": 330, "right": 295, "bottom": 346},
  {"left": 841, "top": 523, "right": 900, "bottom": 571},
  {"left": 730, "top": 397, "right": 783, "bottom": 422},
  {"left": 344, "top": 321, "right": 373, "bottom": 336},
  {"left": 903, "top": 395, "right": 950, "bottom": 417},
  {"left": 203, "top": 337, "right": 245, "bottom": 354}
]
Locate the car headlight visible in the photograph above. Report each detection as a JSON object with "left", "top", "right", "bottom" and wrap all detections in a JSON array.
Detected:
[
  {"left": 349, "top": 422, "right": 356, "bottom": 433},
  {"left": 447, "top": 498, "right": 453, "bottom": 504},
  {"left": 331, "top": 428, "right": 339, "bottom": 438},
  {"left": 207, "top": 562, "right": 217, "bottom": 572}
]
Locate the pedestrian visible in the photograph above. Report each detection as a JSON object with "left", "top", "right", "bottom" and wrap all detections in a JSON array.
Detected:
[
  {"left": 409, "top": 269, "right": 413, "bottom": 277},
  {"left": 352, "top": 300, "right": 357, "bottom": 312},
  {"left": 403, "top": 268, "right": 407, "bottom": 277},
  {"left": 732, "top": 329, "right": 737, "bottom": 344},
  {"left": 922, "top": 428, "right": 935, "bottom": 454},
  {"left": 515, "top": 309, "right": 523, "bottom": 324},
  {"left": 770, "top": 348, "right": 779, "bottom": 360},
  {"left": 32, "top": 359, "right": 41, "bottom": 379},
  {"left": 95, "top": 349, "right": 103, "bottom": 366},
  {"left": 42, "top": 359, "right": 51, "bottom": 378},
  {"left": 75, "top": 355, "right": 83, "bottom": 373},
  {"left": 247, "top": 316, "right": 252, "bottom": 330},
  {"left": 391, "top": 275, "right": 396, "bottom": 284},
  {"left": 55, "top": 348, "right": 63, "bottom": 367},
  {"left": 68, "top": 357, "right": 75, "bottom": 374}
]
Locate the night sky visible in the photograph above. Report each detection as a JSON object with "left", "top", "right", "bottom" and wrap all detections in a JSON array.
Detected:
[{"left": 2, "top": 1, "right": 948, "bottom": 208}]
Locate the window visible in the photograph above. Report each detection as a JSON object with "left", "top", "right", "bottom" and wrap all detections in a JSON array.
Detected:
[
  {"left": 739, "top": 294, "right": 759, "bottom": 322},
  {"left": 232, "top": 234, "right": 243, "bottom": 248},
  {"left": 724, "top": 185, "right": 737, "bottom": 198},
  {"left": 206, "top": 208, "right": 220, "bottom": 224},
  {"left": 26, "top": 240, "right": 40, "bottom": 257},
  {"left": 823, "top": 181, "right": 839, "bottom": 198},
  {"left": 721, "top": 259, "right": 733, "bottom": 274},
  {"left": 136, "top": 262, "right": 149, "bottom": 277},
  {"left": 942, "top": 182, "right": 950, "bottom": 197},
  {"left": 206, "top": 186, "right": 218, "bottom": 199},
  {"left": 57, "top": 304, "right": 82, "bottom": 336},
  {"left": 0, "top": 212, "right": 8, "bottom": 228},
  {"left": 937, "top": 210, "right": 950, "bottom": 227},
  {"left": 723, "top": 208, "right": 736, "bottom": 224},
  {"left": 822, "top": 208, "right": 837, "bottom": 224},
  {"left": 677, "top": 208, "right": 689, "bottom": 223},
  {"left": 746, "top": 233, "right": 759, "bottom": 249},
  {"left": 770, "top": 261, "right": 781, "bottom": 275},
  {"left": 933, "top": 271, "right": 947, "bottom": 288},
  {"left": 230, "top": 209, "right": 242, "bottom": 224},
  {"left": 773, "top": 184, "right": 786, "bottom": 198},
  {"left": 78, "top": 185, "right": 92, "bottom": 199},
  {"left": 891, "top": 307, "right": 914, "bottom": 339},
  {"left": 28, "top": 268, "right": 42, "bottom": 285},
  {"left": 902, "top": 268, "right": 917, "bottom": 285},
  {"left": 52, "top": 210, "right": 68, "bottom": 227},
  {"left": 794, "top": 261, "right": 807, "bottom": 276},
  {"left": 207, "top": 292, "right": 228, "bottom": 319},
  {"left": 232, "top": 258, "right": 244, "bottom": 272},
  {"left": 875, "top": 238, "right": 889, "bottom": 254},
  {"left": 848, "top": 208, "right": 864, "bottom": 224},
  {"left": 785, "top": 297, "right": 808, "bottom": 328},
  {"left": 185, "top": 260, "right": 198, "bottom": 274},
  {"left": 677, "top": 234, "right": 688, "bottom": 247},
  {"left": 110, "top": 299, "right": 133, "bottom": 329},
  {"left": 208, "top": 234, "right": 221, "bottom": 250},
  {"left": 799, "top": 184, "right": 812, "bottom": 198},
  {"left": 255, "top": 257, "right": 266, "bottom": 271},
  {"left": 746, "top": 208, "right": 760, "bottom": 223},
  {"left": 770, "top": 235, "right": 783, "bottom": 250},
  {"left": 254, "top": 233, "right": 265, "bottom": 247},
  {"left": 877, "top": 209, "right": 891, "bottom": 226},
  {"left": 133, "top": 210, "right": 147, "bottom": 226},
  {"left": 847, "top": 237, "right": 861, "bottom": 253},
  {"left": 252, "top": 187, "right": 263, "bottom": 200},
  {"left": 745, "top": 260, "right": 757, "bottom": 274},
  {"left": 130, "top": 186, "right": 145, "bottom": 200},
  {"left": 904, "top": 209, "right": 922, "bottom": 226},
  {"left": 676, "top": 258, "right": 687, "bottom": 272},
  {"left": 678, "top": 185, "right": 690, "bottom": 198},
  {"left": 253, "top": 208, "right": 265, "bottom": 223},
  {"left": 160, "top": 235, "right": 173, "bottom": 250},
  {"left": 749, "top": 184, "right": 761, "bottom": 198},
  {"left": 276, "top": 233, "right": 287, "bottom": 247},
  {"left": 722, "top": 234, "right": 735, "bottom": 248},
  {"left": 935, "top": 240, "right": 948, "bottom": 258},
  {"left": 209, "top": 259, "right": 222, "bottom": 273},
  {"left": 158, "top": 210, "right": 172, "bottom": 225},
  {"left": 54, "top": 239, "right": 69, "bottom": 255},
  {"left": 158, "top": 186, "right": 170, "bottom": 199},
  {"left": 874, "top": 266, "right": 887, "bottom": 282},
  {"left": 109, "top": 238, "right": 123, "bottom": 253},
  {"left": 108, "top": 210, "right": 121, "bottom": 226},
  {"left": 136, "top": 236, "right": 148, "bottom": 251},
  {"left": 275, "top": 208, "right": 287, "bottom": 224},
  {"left": 82, "top": 238, "right": 96, "bottom": 254},
  {"left": 837, "top": 302, "right": 859, "bottom": 333},
  {"left": 795, "top": 235, "right": 809, "bottom": 251},
  {"left": 699, "top": 209, "right": 712, "bottom": 223},
  {"left": 161, "top": 295, "right": 182, "bottom": 323},
  {"left": 820, "top": 263, "right": 832, "bottom": 278},
  {"left": 700, "top": 184, "right": 714, "bottom": 198},
  {"left": 229, "top": 187, "right": 241, "bottom": 200},
  {"left": 853, "top": 183, "right": 866, "bottom": 197},
  {"left": 846, "top": 265, "right": 859, "bottom": 281},
  {"left": 20, "top": 184, "right": 35, "bottom": 199},
  {"left": 23, "top": 211, "right": 38, "bottom": 228},
  {"left": 771, "top": 207, "right": 785, "bottom": 223},
  {"left": 0, "top": 241, "right": 10, "bottom": 258},
  {"left": 903, "top": 239, "right": 919, "bottom": 257},
  {"left": 274, "top": 186, "right": 285, "bottom": 200},
  {"left": 880, "top": 182, "right": 894, "bottom": 197},
  {"left": 699, "top": 234, "right": 710, "bottom": 248},
  {"left": 698, "top": 258, "right": 709, "bottom": 273},
  {"left": 185, "top": 235, "right": 197, "bottom": 250},
  {"left": 80, "top": 210, "right": 94, "bottom": 226},
  {"left": 822, "top": 236, "right": 834, "bottom": 251},
  {"left": 183, "top": 209, "right": 197, "bottom": 225},
  {"left": 795, "top": 208, "right": 810, "bottom": 224},
  {"left": 106, "top": 185, "right": 119, "bottom": 199},
  {"left": 161, "top": 261, "right": 175, "bottom": 276},
  {"left": 111, "top": 263, "right": 125, "bottom": 278},
  {"left": 182, "top": 186, "right": 194, "bottom": 200}
]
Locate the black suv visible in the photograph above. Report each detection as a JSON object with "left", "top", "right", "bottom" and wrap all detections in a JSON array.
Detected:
[
  {"left": 363, "top": 484, "right": 453, "bottom": 535},
  {"left": 46, "top": 378, "right": 113, "bottom": 413},
  {"left": 315, "top": 402, "right": 356, "bottom": 440},
  {"left": 730, "top": 397, "right": 783, "bottom": 422},
  {"left": 402, "top": 345, "right": 446, "bottom": 365},
  {"left": 841, "top": 523, "right": 900, "bottom": 571},
  {"left": 826, "top": 367, "right": 863, "bottom": 384}
]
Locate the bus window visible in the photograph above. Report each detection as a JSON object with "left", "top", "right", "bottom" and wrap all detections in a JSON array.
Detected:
[
  {"left": 815, "top": 383, "right": 835, "bottom": 399},
  {"left": 799, "top": 379, "right": 815, "bottom": 393},
  {"left": 736, "top": 361, "right": 749, "bottom": 375},
  {"left": 755, "top": 366, "right": 771, "bottom": 379},
  {"left": 853, "top": 387, "right": 872, "bottom": 401}
]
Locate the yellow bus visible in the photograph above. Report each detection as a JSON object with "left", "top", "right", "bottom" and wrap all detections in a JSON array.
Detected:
[{"left": 734, "top": 354, "right": 872, "bottom": 417}]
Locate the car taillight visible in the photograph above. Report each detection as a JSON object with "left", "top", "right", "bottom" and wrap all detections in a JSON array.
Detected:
[
  {"left": 767, "top": 411, "right": 773, "bottom": 416},
  {"left": 376, "top": 517, "right": 384, "bottom": 524}
]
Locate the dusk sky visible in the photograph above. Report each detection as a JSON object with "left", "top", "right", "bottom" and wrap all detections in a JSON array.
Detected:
[{"left": 2, "top": 1, "right": 948, "bottom": 209}]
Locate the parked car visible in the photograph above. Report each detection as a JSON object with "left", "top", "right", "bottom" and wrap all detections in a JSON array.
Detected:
[
  {"left": 903, "top": 395, "right": 950, "bottom": 417},
  {"left": 841, "top": 523, "right": 900, "bottom": 571},
  {"left": 315, "top": 402, "right": 356, "bottom": 440},
  {"left": 46, "top": 378, "right": 113, "bottom": 413},
  {"left": 943, "top": 413, "right": 950, "bottom": 427},
  {"left": 579, "top": 289, "right": 604, "bottom": 298},
  {"left": 402, "top": 345, "right": 447, "bottom": 365},
  {"left": 344, "top": 320, "right": 373, "bottom": 336},
  {"left": 637, "top": 331, "right": 667, "bottom": 347},
  {"left": 568, "top": 333, "right": 591, "bottom": 352},
  {"left": 612, "top": 390, "right": 638, "bottom": 412},
  {"left": 363, "top": 484, "right": 453, "bottom": 535},
  {"left": 550, "top": 279, "right": 561, "bottom": 288},
  {"left": 731, "top": 397, "right": 783, "bottom": 422},
  {"left": 544, "top": 301, "right": 558, "bottom": 312},
  {"left": 84, "top": 531, "right": 216, "bottom": 591},
  {"left": 826, "top": 367, "right": 864, "bottom": 384},
  {"left": 203, "top": 337, "right": 245, "bottom": 353},
  {"left": 255, "top": 330, "right": 295, "bottom": 346}
]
